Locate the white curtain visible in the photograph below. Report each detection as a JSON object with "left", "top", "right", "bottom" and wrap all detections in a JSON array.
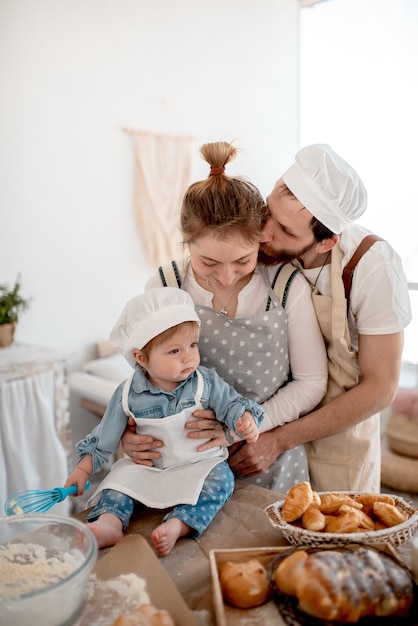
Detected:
[
  {"left": 125, "top": 129, "right": 195, "bottom": 267},
  {"left": 0, "top": 365, "right": 70, "bottom": 515}
]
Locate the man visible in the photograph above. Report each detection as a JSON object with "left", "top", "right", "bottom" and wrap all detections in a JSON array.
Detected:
[
  {"left": 229, "top": 143, "right": 411, "bottom": 492},
  {"left": 122, "top": 144, "right": 411, "bottom": 493}
]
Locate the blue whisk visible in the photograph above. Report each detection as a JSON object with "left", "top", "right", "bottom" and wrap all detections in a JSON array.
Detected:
[{"left": 4, "top": 482, "right": 91, "bottom": 515}]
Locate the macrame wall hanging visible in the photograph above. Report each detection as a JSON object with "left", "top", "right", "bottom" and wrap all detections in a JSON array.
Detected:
[{"left": 124, "top": 128, "right": 195, "bottom": 267}]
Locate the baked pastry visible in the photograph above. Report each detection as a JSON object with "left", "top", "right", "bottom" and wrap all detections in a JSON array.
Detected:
[
  {"left": 279, "top": 483, "right": 409, "bottom": 535},
  {"left": 273, "top": 545, "right": 414, "bottom": 622},
  {"left": 319, "top": 492, "right": 362, "bottom": 514},
  {"left": 219, "top": 558, "right": 272, "bottom": 608},
  {"left": 372, "top": 501, "right": 407, "bottom": 527},
  {"left": 324, "top": 508, "right": 364, "bottom": 533},
  {"left": 281, "top": 481, "right": 313, "bottom": 522},
  {"left": 354, "top": 493, "right": 396, "bottom": 516},
  {"left": 311, "top": 490, "right": 321, "bottom": 506},
  {"left": 273, "top": 549, "right": 308, "bottom": 595},
  {"left": 111, "top": 603, "right": 175, "bottom": 626},
  {"left": 301, "top": 503, "right": 326, "bottom": 531},
  {"left": 338, "top": 504, "right": 375, "bottom": 530}
]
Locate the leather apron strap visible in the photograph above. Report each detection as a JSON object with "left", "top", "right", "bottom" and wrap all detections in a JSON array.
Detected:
[{"left": 343, "top": 234, "right": 384, "bottom": 308}]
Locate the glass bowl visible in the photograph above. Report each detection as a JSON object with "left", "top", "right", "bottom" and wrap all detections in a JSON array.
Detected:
[{"left": 0, "top": 514, "right": 97, "bottom": 626}]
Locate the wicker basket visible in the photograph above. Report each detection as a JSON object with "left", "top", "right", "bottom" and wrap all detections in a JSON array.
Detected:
[
  {"left": 265, "top": 492, "right": 418, "bottom": 549},
  {"left": 387, "top": 411, "right": 418, "bottom": 459}
]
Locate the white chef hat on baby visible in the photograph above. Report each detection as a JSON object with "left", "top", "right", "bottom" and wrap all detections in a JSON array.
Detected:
[
  {"left": 110, "top": 287, "right": 201, "bottom": 367},
  {"left": 281, "top": 144, "right": 367, "bottom": 234}
]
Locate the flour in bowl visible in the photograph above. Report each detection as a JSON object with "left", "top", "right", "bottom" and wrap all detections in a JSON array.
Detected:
[{"left": 0, "top": 541, "right": 82, "bottom": 598}]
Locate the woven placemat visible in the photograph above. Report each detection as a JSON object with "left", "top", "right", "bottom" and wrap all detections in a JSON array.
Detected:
[
  {"left": 381, "top": 436, "right": 418, "bottom": 494},
  {"left": 387, "top": 412, "right": 418, "bottom": 458}
]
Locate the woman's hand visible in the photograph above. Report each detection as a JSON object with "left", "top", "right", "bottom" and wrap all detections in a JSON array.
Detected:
[
  {"left": 185, "top": 409, "right": 240, "bottom": 451},
  {"left": 121, "top": 416, "right": 164, "bottom": 466}
]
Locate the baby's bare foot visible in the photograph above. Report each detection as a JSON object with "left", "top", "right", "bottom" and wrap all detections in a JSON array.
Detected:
[
  {"left": 151, "top": 518, "right": 190, "bottom": 557},
  {"left": 87, "top": 513, "right": 123, "bottom": 548}
]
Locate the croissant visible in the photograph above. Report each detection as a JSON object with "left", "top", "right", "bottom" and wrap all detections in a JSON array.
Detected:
[
  {"left": 320, "top": 492, "right": 362, "bottom": 514},
  {"left": 354, "top": 493, "right": 396, "bottom": 516},
  {"left": 301, "top": 504, "right": 326, "bottom": 531},
  {"left": 281, "top": 481, "right": 313, "bottom": 522},
  {"left": 372, "top": 501, "right": 407, "bottom": 527},
  {"left": 312, "top": 490, "right": 321, "bottom": 506},
  {"left": 273, "top": 546, "right": 414, "bottom": 622},
  {"left": 338, "top": 504, "right": 375, "bottom": 530},
  {"left": 324, "top": 509, "right": 364, "bottom": 534}
]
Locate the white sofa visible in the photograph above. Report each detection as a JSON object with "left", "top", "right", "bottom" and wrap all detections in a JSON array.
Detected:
[{"left": 69, "top": 345, "right": 133, "bottom": 418}]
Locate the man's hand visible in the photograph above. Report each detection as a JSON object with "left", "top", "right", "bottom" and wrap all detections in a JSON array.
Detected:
[{"left": 228, "top": 431, "right": 281, "bottom": 476}]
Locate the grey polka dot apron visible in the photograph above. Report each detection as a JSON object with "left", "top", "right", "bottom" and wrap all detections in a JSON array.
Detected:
[
  {"left": 88, "top": 369, "right": 228, "bottom": 508},
  {"left": 195, "top": 277, "right": 309, "bottom": 493}
]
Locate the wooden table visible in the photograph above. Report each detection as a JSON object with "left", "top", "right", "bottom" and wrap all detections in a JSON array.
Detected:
[
  {"left": 75, "top": 481, "right": 288, "bottom": 623},
  {"left": 74, "top": 481, "right": 416, "bottom": 625}
]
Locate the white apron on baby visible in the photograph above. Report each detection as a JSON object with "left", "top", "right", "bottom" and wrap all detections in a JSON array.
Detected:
[
  {"left": 305, "top": 245, "right": 380, "bottom": 492},
  {"left": 88, "top": 369, "right": 228, "bottom": 508}
]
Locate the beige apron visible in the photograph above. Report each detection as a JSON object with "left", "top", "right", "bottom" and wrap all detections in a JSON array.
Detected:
[
  {"left": 305, "top": 245, "right": 381, "bottom": 492},
  {"left": 88, "top": 369, "right": 228, "bottom": 509}
]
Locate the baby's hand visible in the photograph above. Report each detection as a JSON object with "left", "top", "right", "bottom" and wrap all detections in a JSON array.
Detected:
[
  {"left": 236, "top": 411, "right": 259, "bottom": 444},
  {"left": 65, "top": 467, "right": 91, "bottom": 496}
]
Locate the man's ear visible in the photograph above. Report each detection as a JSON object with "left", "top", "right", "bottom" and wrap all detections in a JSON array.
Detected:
[
  {"left": 133, "top": 349, "right": 146, "bottom": 367},
  {"left": 317, "top": 234, "right": 340, "bottom": 253}
]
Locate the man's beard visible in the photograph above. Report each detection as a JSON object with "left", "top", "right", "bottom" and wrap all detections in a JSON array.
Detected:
[{"left": 258, "top": 241, "right": 315, "bottom": 266}]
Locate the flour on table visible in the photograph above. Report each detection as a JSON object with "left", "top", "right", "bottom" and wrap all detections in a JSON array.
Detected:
[{"left": 72, "top": 572, "right": 150, "bottom": 626}]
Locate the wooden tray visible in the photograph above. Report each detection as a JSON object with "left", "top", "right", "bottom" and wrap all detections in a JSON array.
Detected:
[
  {"left": 209, "top": 546, "right": 291, "bottom": 626},
  {"left": 209, "top": 543, "right": 415, "bottom": 626}
]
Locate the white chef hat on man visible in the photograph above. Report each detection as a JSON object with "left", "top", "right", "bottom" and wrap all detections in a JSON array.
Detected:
[
  {"left": 281, "top": 144, "right": 367, "bottom": 234},
  {"left": 110, "top": 287, "right": 201, "bottom": 367}
]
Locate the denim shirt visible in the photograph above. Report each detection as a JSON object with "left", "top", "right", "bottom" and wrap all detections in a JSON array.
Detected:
[{"left": 76, "top": 364, "right": 264, "bottom": 473}]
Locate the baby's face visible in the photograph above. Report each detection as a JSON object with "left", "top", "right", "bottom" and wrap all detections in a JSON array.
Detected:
[{"left": 144, "top": 325, "right": 200, "bottom": 389}]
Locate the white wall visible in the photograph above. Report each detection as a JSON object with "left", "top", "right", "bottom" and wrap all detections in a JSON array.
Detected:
[
  {"left": 299, "top": 0, "right": 418, "bottom": 370},
  {"left": 0, "top": 0, "right": 300, "bottom": 443}
]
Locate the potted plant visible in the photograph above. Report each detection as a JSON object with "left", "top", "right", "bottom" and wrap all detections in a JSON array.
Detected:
[{"left": 0, "top": 275, "right": 31, "bottom": 347}]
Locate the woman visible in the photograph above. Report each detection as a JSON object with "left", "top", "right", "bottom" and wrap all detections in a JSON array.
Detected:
[{"left": 122, "top": 141, "right": 328, "bottom": 492}]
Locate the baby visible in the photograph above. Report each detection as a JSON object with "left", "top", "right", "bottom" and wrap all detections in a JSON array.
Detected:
[{"left": 65, "top": 288, "right": 264, "bottom": 555}]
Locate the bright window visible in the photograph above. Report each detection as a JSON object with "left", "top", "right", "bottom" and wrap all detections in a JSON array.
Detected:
[{"left": 300, "top": 0, "right": 418, "bottom": 366}]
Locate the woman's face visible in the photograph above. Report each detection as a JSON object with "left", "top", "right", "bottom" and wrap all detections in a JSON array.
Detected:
[{"left": 188, "top": 232, "right": 259, "bottom": 289}]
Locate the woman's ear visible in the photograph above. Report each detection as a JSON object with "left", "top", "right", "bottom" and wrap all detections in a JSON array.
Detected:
[{"left": 133, "top": 349, "right": 146, "bottom": 367}]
